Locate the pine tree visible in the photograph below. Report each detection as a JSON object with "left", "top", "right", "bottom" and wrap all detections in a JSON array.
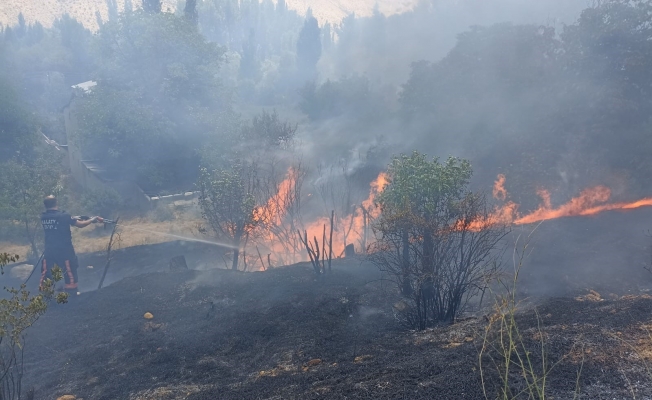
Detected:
[
  {"left": 277, "top": 0, "right": 287, "bottom": 14},
  {"left": 16, "top": 13, "right": 26, "bottom": 37},
  {"left": 322, "top": 22, "right": 333, "bottom": 51},
  {"left": 296, "top": 9, "right": 322, "bottom": 80},
  {"left": 184, "top": 0, "right": 198, "bottom": 24},
  {"left": 106, "top": 0, "right": 119, "bottom": 21},
  {"left": 142, "top": 0, "right": 161, "bottom": 13},
  {"left": 95, "top": 11, "right": 104, "bottom": 29},
  {"left": 240, "top": 29, "right": 259, "bottom": 79}
]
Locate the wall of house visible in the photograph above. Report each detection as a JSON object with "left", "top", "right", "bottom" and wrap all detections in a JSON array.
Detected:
[
  {"left": 62, "top": 99, "right": 85, "bottom": 187},
  {"left": 63, "top": 88, "right": 197, "bottom": 212},
  {"left": 63, "top": 96, "right": 151, "bottom": 211}
]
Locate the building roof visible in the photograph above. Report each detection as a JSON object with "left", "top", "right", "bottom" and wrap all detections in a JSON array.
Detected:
[
  {"left": 81, "top": 160, "right": 118, "bottom": 183},
  {"left": 71, "top": 80, "right": 97, "bottom": 93}
]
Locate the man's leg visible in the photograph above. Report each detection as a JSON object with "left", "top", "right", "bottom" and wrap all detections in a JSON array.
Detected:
[
  {"left": 39, "top": 257, "right": 51, "bottom": 290},
  {"left": 40, "top": 254, "right": 67, "bottom": 291},
  {"left": 66, "top": 255, "right": 80, "bottom": 295},
  {"left": 60, "top": 249, "right": 79, "bottom": 296}
]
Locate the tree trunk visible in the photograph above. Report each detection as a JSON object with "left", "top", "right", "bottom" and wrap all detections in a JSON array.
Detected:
[
  {"left": 25, "top": 220, "right": 37, "bottom": 259},
  {"left": 142, "top": 0, "right": 162, "bottom": 13},
  {"left": 23, "top": 191, "right": 38, "bottom": 259},
  {"left": 184, "top": 0, "right": 198, "bottom": 24},
  {"left": 401, "top": 229, "right": 411, "bottom": 296},
  {"left": 231, "top": 230, "right": 242, "bottom": 271},
  {"left": 422, "top": 230, "right": 433, "bottom": 274},
  {"left": 231, "top": 248, "right": 240, "bottom": 270}
]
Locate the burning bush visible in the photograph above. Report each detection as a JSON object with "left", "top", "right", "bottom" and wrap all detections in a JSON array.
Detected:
[
  {"left": 197, "top": 110, "right": 301, "bottom": 270},
  {"left": 370, "top": 152, "right": 508, "bottom": 329}
]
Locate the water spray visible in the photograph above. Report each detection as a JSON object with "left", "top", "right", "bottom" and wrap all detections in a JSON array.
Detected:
[
  {"left": 78, "top": 215, "right": 238, "bottom": 249},
  {"left": 109, "top": 222, "right": 239, "bottom": 249}
]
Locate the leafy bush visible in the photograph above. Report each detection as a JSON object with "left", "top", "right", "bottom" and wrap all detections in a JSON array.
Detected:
[
  {"left": 0, "top": 252, "right": 67, "bottom": 399},
  {"left": 80, "top": 187, "right": 123, "bottom": 218},
  {"left": 0, "top": 149, "right": 65, "bottom": 257},
  {"left": 370, "top": 152, "right": 508, "bottom": 329}
]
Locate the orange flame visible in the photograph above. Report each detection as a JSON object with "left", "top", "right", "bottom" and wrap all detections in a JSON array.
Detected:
[
  {"left": 493, "top": 174, "right": 508, "bottom": 201},
  {"left": 488, "top": 176, "right": 652, "bottom": 226},
  {"left": 253, "top": 171, "right": 388, "bottom": 267},
  {"left": 255, "top": 168, "right": 298, "bottom": 228},
  {"left": 303, "top": 172, "right": 388, "bottom": 256},
  {"left": 363, "top": 172, "right": 388, "bottom": 218}
]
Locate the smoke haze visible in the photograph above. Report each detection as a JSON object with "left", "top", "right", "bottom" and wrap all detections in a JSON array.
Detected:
[{"left": 2, "top": 0, "right": 652, "bottom": 297}]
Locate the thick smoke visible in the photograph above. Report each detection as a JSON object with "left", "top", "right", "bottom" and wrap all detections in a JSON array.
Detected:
[{"left": 1, "top": 0, "right": 651, "bottom": 295}]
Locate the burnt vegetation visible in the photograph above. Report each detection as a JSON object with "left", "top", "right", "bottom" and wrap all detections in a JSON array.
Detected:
[{"left": 1, "top": 0, "right": 652, "bottom": 399}]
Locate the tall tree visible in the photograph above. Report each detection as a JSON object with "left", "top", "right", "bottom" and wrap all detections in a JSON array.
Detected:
[
  {"left": 142, "top": 0, "right": 162, "bottom": 13},
  {"left": 106, "top": 0, "right": 119, "bottom": 21},
  {"left": 296, "top": 9, "right": 322, "bottom": 80},
  {"left": 0, "top": 79, "right": 37, "bottom": 160},
  {"left": 277, "top": 0, "right": 287, "bottom": 13},
  {"left": 322, "top": 22, "right": 333, "bottom": 51},
  {"left": 0, "top": 153, "right": 64, "bottom": 258},
  {"left": 80, "top": 11, "right": 228, "bottom": 192},
  {"left": 184, "top": 0, "right": 198, "bottom": 24},
  {"left": 239, "top": 29, "right": 259, "bottom": 80}
]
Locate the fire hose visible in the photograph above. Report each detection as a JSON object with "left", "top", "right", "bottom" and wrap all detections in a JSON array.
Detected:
[{"left": 74, "top": 215, "right": 118, "bottom": 226}]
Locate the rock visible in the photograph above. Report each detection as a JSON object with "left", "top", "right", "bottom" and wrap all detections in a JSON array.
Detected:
[
  {"left": 344, "top": 244, "right": 355, "bottom": 258},
  {"left": 306, "top": 359, "right": 322, "bottom": 367},
  {"left": 10, "top": 264, "right": 33, "bottom": 280},
  {"left": 354, "top": 355, "right": 373, "bottom": 363},
  {"left": 144, "top": 312, "right": 154, "bottom": 319},
  {"left": 393, "top": 301, "right": 408, "bottom": 312}
]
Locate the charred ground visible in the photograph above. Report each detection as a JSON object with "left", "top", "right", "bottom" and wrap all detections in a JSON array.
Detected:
[{"left": 13, "top": 243, "right": 652, "bottom": 400}]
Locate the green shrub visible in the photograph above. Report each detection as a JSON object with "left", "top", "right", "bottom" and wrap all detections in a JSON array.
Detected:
[
  {"left": 80, "top": 187, "right": 123, "bottom": 217},
  {"left": 0, "top": 252, "right": 67, "bottom": 399}
]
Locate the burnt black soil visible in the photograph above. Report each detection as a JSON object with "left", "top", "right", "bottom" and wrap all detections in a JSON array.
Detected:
[{"left": 18, "top": 257, "right": 652, "bottom": 400}]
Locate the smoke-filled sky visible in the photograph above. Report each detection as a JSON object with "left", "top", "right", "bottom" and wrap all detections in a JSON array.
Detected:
[{"left": 0, "top": 0, "right": 586, "bottom": 33}]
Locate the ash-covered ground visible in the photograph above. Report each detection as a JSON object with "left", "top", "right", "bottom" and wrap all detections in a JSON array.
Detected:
[{"left": 12, "top": 233, "right": 652, "bottom": 400}]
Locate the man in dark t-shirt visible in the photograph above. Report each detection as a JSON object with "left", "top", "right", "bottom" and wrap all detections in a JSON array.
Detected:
[{"left": 40, "top": 195, "right": 103, "bottom": 295}]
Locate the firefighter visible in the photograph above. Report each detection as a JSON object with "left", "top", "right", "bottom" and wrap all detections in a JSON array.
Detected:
[{"left": 40, "top": 195, "right": 103, "bottom": 295}]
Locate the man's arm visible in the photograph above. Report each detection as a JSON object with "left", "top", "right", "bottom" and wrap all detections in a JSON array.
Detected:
[
  {"left": 73, "top": 217, "right": 103, "bottom": 228},
  {"left": 74, "top": 219, "right": 93, "bottom": 228}
]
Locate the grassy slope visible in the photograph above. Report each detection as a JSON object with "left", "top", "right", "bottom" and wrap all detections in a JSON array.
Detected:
[{"left": 0, "top": 0, "right": 418, "bottom": 30}]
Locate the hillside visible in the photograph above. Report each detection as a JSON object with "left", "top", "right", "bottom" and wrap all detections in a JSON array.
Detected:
[
  {"left": 283, "top": 0, "right": 416, "bottom": 24},
  {"left": 10, "top": 244, "right": 652, "bottom": 399},
  {"left": 0, "top": 0, "right": 171, "bottom": 30},
  {"left": 0, "top": 0, "right": 417, "bottom": 31}
]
